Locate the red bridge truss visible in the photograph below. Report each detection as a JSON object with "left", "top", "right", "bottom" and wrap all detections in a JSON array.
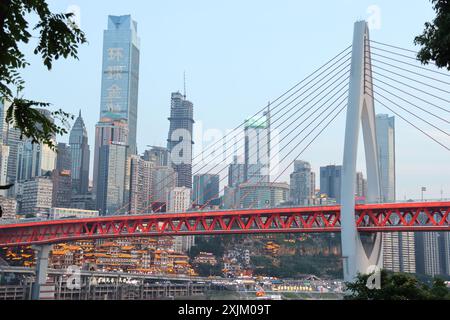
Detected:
[{"left": 0, "top": 202, "right": 449, "bottom": 247}]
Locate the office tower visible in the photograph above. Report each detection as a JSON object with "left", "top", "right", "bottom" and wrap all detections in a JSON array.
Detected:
[
  {"left": 52, "top": 143, "right": 72, "bottom": 208},
  {"left": 93, "top": 118, "right": 128, "bottom": 203},
  {"left": 69, "top": 111, "right": 90, "bottom": 196},
  {"left": 167, "top": 187, "right": 194, "bottom": 252},
  {"left": 0, "top": 99, "right": 22, "bottom": 191},
  {"left": 0, "top": 196, "right": 17, "bottom": 220},
  {"left": 100, "top": 15, "right": 140, "bottom": 155},
  {"left": 96, "top": 143, "right": 128, "bottom": 216},
  {"left": 21, "top": 177, "right": 53, "bottom": 218},
  {"left": 237, "top": 182, "right": 289, "bottom": 209},
  {"left": 228, "top": 156, "right": 246, "bottom": 188},
  {"left": 0, "top": 100, "right": 10, "bottom": 195},
  {"left": 376, "top": 114, "right": 416, "bottom": 273},
  {"left": 167, "top": 92, "right": 194, "bottom": 189},
  {"left": 193, "top": 174, "right": 220, "bottom": 206},
  {"left": 320, "top": 165, "right": 342, "bottom": 203},
  {"left": 244, "top": 111, "right": 271, "bottom": 184},
  {"left": 16, "top": 109, "right": 56, "bottom": 182},
  {"left": 143, "top": 146, "right": 169, "bottom": 167},
  {"left": 126, "top": 154, "right": 154, "bottom": 215},
  {"left": 151, "top": 165, "right": 178, "bottom": 212},
  {"left": 290, "top": 160, "right": 312, "bottom": 206},
  {"left": 376, "top": 114, "right": 396, "bottom": 202}
]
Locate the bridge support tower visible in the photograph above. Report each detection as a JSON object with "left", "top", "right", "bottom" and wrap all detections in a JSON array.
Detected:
[{"left": 341, "top": 21, "right": 383, "bottom": 282}]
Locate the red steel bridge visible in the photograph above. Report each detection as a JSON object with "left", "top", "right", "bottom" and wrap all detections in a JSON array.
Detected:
[{"left": 0, "top": 201, "right": 449, "bottom": 247}]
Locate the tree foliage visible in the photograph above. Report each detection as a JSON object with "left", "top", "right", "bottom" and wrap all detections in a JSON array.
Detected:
[
  {"left": 415, "top": 0, "right": 450, "bottom": 70},
  {"left": 0, "top": 0, "right": 87, "bottom": 149},
  {"left": 345, "top": 270, "right": 450, "bottom": 300}
]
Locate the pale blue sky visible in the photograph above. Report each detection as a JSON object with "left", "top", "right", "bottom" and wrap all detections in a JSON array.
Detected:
[{"left": 19, "top": 0, "right": 449, "bottom": 200}]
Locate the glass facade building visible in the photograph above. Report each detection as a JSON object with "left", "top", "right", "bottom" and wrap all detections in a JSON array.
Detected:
[
  {"left": 167, "top": 92, "right": 194, "bottom": 189},
  {"left": 69, "top": 111, "right": 90, "bottom": 195},
  {"left": 100, "top": 15, "right": 140, "bottom": 155}
]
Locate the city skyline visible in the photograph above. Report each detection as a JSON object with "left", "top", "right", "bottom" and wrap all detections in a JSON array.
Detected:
[{"left": 17, "top": 1, "right": 449, "bottom": 200}]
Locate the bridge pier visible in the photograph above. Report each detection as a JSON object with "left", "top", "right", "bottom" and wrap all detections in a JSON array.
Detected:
[{"left": 31, "top": 244, "right": 52, "bottom": 300}]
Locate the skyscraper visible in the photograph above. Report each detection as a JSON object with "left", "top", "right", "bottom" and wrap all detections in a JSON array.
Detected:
[
  {"left": 228, "top": 156, "right": 246, "bottom": 188},
  {"left": 143, "top": 146, "right": 169, "bottom": 167},
  {"left": 244, "top": 112, "right": 271, "bottom": 184},
  {"left": 376, "top": 114, "right": 416, "bottom": 273},
  {"left": 16, "top": 109, "right": 56, "bottom": 182},
  {"left": 415, "top": 233, "right": 441, "bottom": 276},
  {"left": 0, "top": 99, "right": 22, "bottom": 192},
  {"left": 94, "top": 119, "right": 129, "bottom": 215},
  {"left": 100, "top": 15, "right": 140, "bottom": 155},
  {"left": 167, "top": 92, "right": 194, "bottom": 189},
  {"left": 96, "top": 143, "right": 128, "bottom": 215},
  {"left": 193, "top": 174, "right": 220, "bottom": 206},
  {"left": 69, "top": 111, "right": 90, "bottom": 196},
  {"left": 356, "top": 172, "right": 368, "bottom": 200},
  {"left": 21, "top": 176, "right": 53, "bottom": 218},
  {"left": 167, "top": 187, "right": 194, "bottom": 252},
  {"left": 52, "top": 143, "right": 72, "bottom": 209},
  {"left": 376, "top": 114, "right": 396, "bottom": 202},
  {"left": 320, "top": 165, "right": 342, "bottom": 203},
  {"left": 290, "top": 160, "right": 313, "bottom": 206},
  {"left": 125, "top": 154, "right": 154, "bottom": 215},
  {"left": 151, "top": 165, "right": 178, "bottom": 212}
]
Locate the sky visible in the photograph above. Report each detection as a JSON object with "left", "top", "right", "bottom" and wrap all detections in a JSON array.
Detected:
[{"left": 18, "top": 0, "right": 450, "bottom": 200}]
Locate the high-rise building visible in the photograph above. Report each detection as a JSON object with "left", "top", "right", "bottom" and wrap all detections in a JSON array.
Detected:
[
  {"left": 125, "top": 154, "right": 154, "bottom": 215},
  {"left": 143, "top": 146, "right": 169, "bottom": 167},
  {"left": 100, "top": 15, "right": 140, "bottom": 155},
  {"left": 21, "top": 176, "right": 53, "bottom": 218},
  {"left": 228, "top": 156, "right": 246, "bottom": 188},
  {"left": 438, "top": 232, "right": 450, "bottom": 276},
  {"left": 96, "top": 142, "right": 128, "bottom": 216},
  {"left": 0, "top": 100, "right": 10, "bottom": 196},
  {"left": 377, "top": 114, "right": 416, "bottom": 273},
  {"left": 415, "top": 233, "right": 441, "bottom": 276},
  {"left": 0, "top": 196, "right": 17, "bottom": 220},
  {"left": 0, "top": 99, "right": 22, "bottom": 191},
  {"left": 167, "top": 187, "right": 191, "bottom": 213},
  {"left": 93, "top": 118, "right": 128, "bottom": 204},
  {"left": 167, "top": 187, "right": 194, "bottom": 252},
  {"left": 244, "top": 112, "right": 271, "bottom": 184},
  {"left": 52, "top": 143, "right": 72, "bottom": 208},
  {"left": 193, "top": 174, "right": 220, "bottom": 206},
  {"left": 376, "top": 114, "right": 416, "bottom": 273},
  {"left": 16, "top": 109, "right": 57, "bottom": 182},
  {"left": 69, "top": 111, "right": 90, "bottom": 196},
  {"left": 356, "top": 172, "right": 368, "bottom": 200},
  {"left": 167, "top": 92, "right": 194, "bottom": 189},
  {"left": 320, "top": 165, "right": 342, "bottom": 203},
  {"left": 151, "top": 166, "right": 178, "bottom": 212},
  {"left": 376, "top": 114, "right": 396, "bottom": 202},
  {"left": 290, "top": 160, "right": 313, "bottom": 206},
  {"left": 415, "top": 232, "right": 450, "bottom": 276}
]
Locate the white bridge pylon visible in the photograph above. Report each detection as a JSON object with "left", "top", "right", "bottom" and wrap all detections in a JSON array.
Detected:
[{"left": 341, "top": 21, "right": 383, "bottom": 282}]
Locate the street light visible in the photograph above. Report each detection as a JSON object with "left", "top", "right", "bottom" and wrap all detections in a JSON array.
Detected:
[{"left": 421, "top": 187, "right": 427, "bottom": 202}]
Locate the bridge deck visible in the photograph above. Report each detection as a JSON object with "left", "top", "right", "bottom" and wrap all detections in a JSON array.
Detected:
[{"left": 0, "top": 202, "right": 449, "bottom": 247}]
